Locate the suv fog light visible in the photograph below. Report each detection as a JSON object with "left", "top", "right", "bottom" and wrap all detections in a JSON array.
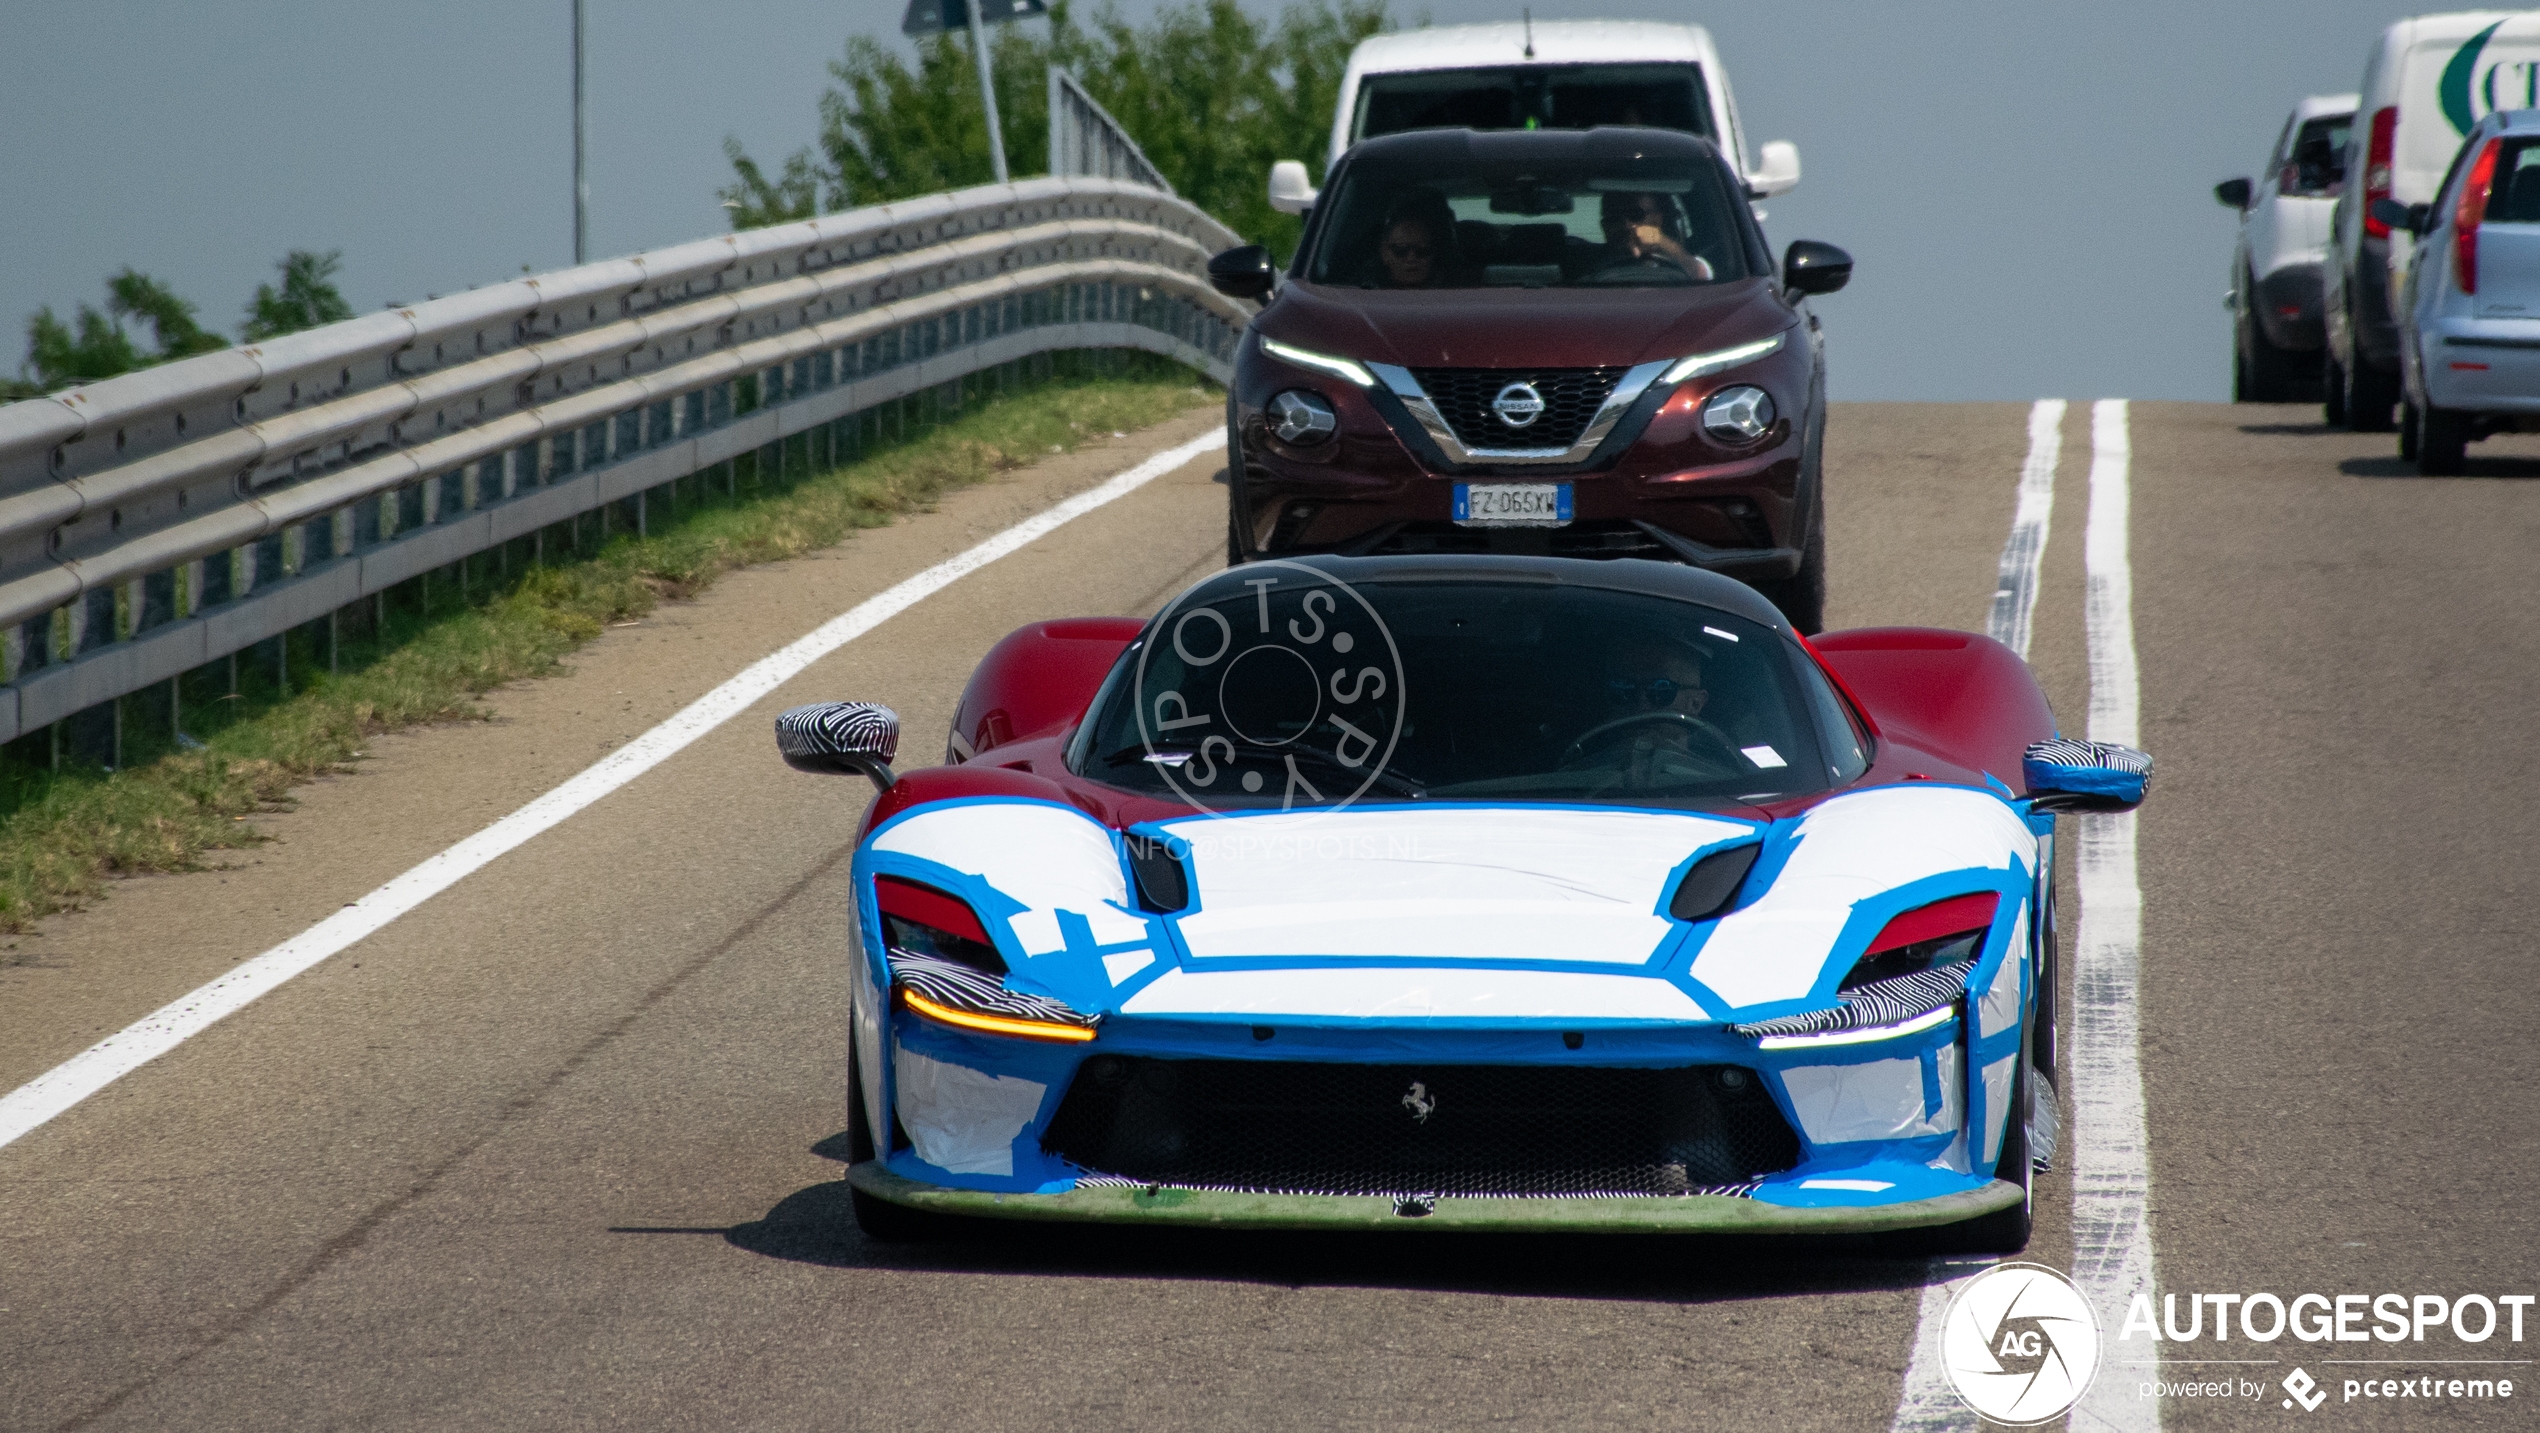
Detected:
[
  {"left": 1269, "top": 389, "right": 1338, "bottom": 445},
  {"left": 1702, "top": 385, "right": 1776, "bottom": 444}
]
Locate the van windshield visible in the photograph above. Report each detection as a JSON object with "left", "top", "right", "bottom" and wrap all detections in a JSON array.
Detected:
[
  {"left": 1305, "top": 149, "right": 1754, "bottom": 290},
  {"left": 1353, "top": 64, "right": 1713, "bottom": 144}
]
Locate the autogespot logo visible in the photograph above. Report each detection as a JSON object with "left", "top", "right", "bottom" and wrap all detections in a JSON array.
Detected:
[
  {"left": 1942, "top": 1263, "right": 2103, "bottom": 1425},
  {"left": 1134, "top": 560, "right": 1408, "bottom": 816}
]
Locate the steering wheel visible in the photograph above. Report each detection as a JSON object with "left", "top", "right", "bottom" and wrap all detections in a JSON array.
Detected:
[{"left": 1558, "top": 711, "right": 1745, "bottom": 768}]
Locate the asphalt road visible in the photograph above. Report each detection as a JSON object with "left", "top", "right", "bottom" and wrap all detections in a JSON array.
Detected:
[{"left": 1, "top": 401, "right": 2534, "bottom": 1431}]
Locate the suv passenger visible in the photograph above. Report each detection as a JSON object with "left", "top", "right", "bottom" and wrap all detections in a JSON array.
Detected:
[{"left": 1207, "top": 127, "right": 1851, "bottom": 631}]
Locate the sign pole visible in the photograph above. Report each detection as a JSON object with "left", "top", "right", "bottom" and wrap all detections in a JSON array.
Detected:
[{"left": 966, "top": 0, "right": 1010, "bottom": 184}]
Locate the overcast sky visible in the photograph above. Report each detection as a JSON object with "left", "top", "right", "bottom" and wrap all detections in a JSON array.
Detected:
[{"left": 0, "top": 1, "right": 2424, "bottom": 402}]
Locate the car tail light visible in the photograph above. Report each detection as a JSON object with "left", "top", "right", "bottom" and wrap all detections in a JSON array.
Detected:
[
  {"left": 2455, "top": 137, "right": 2504, "bottom": 294},
  {"left": 2362, "top": 106, "right": 2398, "bottom": 238}
]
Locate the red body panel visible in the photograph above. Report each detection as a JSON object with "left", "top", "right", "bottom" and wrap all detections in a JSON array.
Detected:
[
  {"left": 948, "top": 618, "right": 1143, "bottom": 759},
  {"left": 874, "top": 876, "right": 990, "bottom": 942},
  {"left": 1811, "top": 628, "right": 2057, "bottom": 792},
  {"left": 1866, "top": 892, "right": 2001, "bottom": 955}
]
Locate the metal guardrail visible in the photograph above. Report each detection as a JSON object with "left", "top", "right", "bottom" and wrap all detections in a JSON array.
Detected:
[
  {"left": 0, "top": 177, "right": 1250, "bottom": 756},
  {"left": 1049, "top": 69, "right": 1173, "bottom": 193}
]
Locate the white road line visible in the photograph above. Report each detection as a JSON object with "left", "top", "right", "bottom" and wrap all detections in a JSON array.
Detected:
[
  {"left": 0, "top": 428, "right": 1227, "bottom": 1155},
  {"left": 1890, "top": 397, "right": 2069, "bottom": 1433},
  {"left": 2067, "top": 400, "right": 2157, "bottom": 1431},
  {"left": 1986, "top": 398, "right": 2067, "bottom": 659}
]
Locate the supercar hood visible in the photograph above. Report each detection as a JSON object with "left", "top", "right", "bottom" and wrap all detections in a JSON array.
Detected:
[{"left": 860, "top": 789, "right": 2038, "bottom": 1024}]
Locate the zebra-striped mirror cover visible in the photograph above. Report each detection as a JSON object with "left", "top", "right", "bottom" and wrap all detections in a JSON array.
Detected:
[
  {"left": 2021, "top": 737, "right": 2150, "bottom": 805},
  {"left": 777, "top": 702, "right": 900, "bottom": 764}
]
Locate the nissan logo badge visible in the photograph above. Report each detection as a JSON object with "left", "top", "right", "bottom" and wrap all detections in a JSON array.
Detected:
[{"left": 1490, "top": 382, "right": 1546, "bottom": 429}]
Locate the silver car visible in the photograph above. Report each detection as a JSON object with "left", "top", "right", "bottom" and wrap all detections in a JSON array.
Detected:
[
  {"left": 2383, "top": 107, "right": 2540, "bottom": 474},
  {"left": 2217, "top": 95, "right": 2355, "bottom": 402}
]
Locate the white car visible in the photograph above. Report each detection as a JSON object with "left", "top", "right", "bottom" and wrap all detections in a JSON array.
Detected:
[
  {"left": 1267, "top": 20, "right": 1800, "bottom": 215},
  {"left": 2217, "top": 94, "right": 2355, "bottom": 401},
  {"left": 2324, "top": 12, "right": 2540, "bottom": 430},
  {"left": 2386, "top": 107, "right": 2540, "bottom": 473}
]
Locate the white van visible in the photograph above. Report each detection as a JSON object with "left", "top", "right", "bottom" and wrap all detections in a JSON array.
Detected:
[
  {"left": 1266, "top": 21, "right": 1800, "bottom": 215},
  {"left": 2324, "top": 11, "right": 2540, "bottom": 429}
]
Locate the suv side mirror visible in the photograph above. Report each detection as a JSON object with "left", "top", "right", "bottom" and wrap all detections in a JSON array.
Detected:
[
  {"left": 2214, "top": 176, "right": 2253, "bottom": 210},
  {"left": 2022, "top": 738, "right": 2151, "bottom": 814},
  {"left": 2370, "top": 197, "right": 2428, "bottom": 234},
  {"left": 776, "top": 702, "right": 899, "bottom": 793},
  {"left": 1268, "top": 159, "right": 1319, "bottom": 215},
  {"left": 1782, "top": 240, "right": 1852, "bottom": 296},
  {"left": 1208, "top": 245, "right": 1277, "bottom": 304}
]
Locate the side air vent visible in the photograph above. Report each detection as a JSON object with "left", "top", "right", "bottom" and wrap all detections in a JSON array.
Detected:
[{"left": 1668, "top": 843, "right": 1761, "bottom": 922}]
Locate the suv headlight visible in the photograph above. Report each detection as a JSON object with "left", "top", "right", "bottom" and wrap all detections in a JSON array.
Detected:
[
  {"left": 1260, "top": 337, "right": 1375, "bottom": 388},
  {"left": 1660, "top": 332, "right": 1786, "bottom": 384},
  {"left": 1702, "top": 385, "right": 1777, "bottom": 444},
  {"left": 1268, "top": 389, "right": 1338, "bottom": 444}
]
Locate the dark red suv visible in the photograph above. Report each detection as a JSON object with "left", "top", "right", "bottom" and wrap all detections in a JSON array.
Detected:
[{"left": 1208, "top": 127, "right": 1850, "bottom": 629}]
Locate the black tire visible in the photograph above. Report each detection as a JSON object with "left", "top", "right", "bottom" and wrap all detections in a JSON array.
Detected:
[
  {"left": 2236, "top": 288, "right": 2309, "bottom": 402},
  {"left": 1224, "top": 411, "right": 1256, "bottom": 567},
  {"left": 2231, "top": 322, "right": 2255, "bottom": 402},
  {"left": 2419, "top": 403, "right": 2471, "bottom": 476},
  {"left": 2324, "top": 350, "right": 2349, "bottom": 427},
  {"left": 851, "top": 1185, "right": 961, "bottom": 1243},
  {"left": 845, "top": 1029, "right": 878, "bottom": 1165},
  {"left": 2344, "top": 343, "right": 2399, "bottom": 432},
  {"left": 2032, "top": 880, "right": 2058, "bottom": 1077},
  {"left": 1758, "top": 517, "right": 1827, "bottom": 635},
  {"left": 1929, "top": 1049, "right": 2035, "bottom": 1255},
  {"left": 2399, "top": 402, "right": 2421, "bottom": 461}
]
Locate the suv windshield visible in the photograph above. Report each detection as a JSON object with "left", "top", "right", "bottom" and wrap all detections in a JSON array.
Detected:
[
  {"left": 1352, "top": 64, "right": 1713, "bottom": 144},
  {"left": 1306, "top": 145, "right": 1754, "bottom": 290},
  {"left": 1075, "top": 576, "right": 1865, "bottom": 810}
]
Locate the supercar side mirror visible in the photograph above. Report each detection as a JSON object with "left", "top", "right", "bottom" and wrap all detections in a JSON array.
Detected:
[
  {"left": 2022, "top": 738, "right": 2152, "bottom": 815},
  {"left": 777, "top": 702, "right": 899, "bottom": 793},
  {"left": 1782, "top": 239, "right": 1852, "bottom": 296},
  {"left": 1207, "top": 244, "right": 1277, "bottom": 305},
  {"left": 1267, "top": 159, "right": 1319, "bottom": 215},
  {"left": 2214, "top": 176, "right": 2253, "bottom": 210}
]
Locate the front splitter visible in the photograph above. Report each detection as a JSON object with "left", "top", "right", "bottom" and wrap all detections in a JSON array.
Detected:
[{"left": 847, "top": 1164, "right": 2024, "bottom": 1235}]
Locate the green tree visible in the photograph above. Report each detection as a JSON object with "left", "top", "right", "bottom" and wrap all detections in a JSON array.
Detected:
[
  {"left": 14, "top": 268, "right": 227, "bottom": 396},
  {"left": 721, "top": 0, "right": 1391, "bottom": 258},
  {"left": 242, "top": 249, "right": 354, "bottom": 341}
]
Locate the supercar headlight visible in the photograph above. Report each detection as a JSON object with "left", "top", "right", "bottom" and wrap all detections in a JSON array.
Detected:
[
  {"left": 1702, "top": 385, "right": 1777, "bottom": 444},
  {"left": 1260, "top": 337, "right": 1375, "bottom": 388}
]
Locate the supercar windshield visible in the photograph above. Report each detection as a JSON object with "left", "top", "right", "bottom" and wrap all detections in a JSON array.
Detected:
[
  {"left": 1304, "top": 138, "right": 1758, "bottom": 290},
  {"left": 1073, "top": 574, "right": 1868, "bottom": 810}
]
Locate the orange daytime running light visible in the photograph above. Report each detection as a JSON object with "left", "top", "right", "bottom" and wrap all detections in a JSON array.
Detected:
[{"left": 901, "top": 988, "right": 1098, "bottom": 1043}]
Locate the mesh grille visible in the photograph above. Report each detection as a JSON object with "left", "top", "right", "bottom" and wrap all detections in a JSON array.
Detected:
[
  {"left": 1411, "top": 368, "right": 1627, "bottom": 451},
  {"left": 1042, "top": 1056, "right": 1801, "bottom": 1198}
]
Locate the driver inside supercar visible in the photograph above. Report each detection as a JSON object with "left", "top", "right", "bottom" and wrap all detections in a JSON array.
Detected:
[{"left": 1082, "top": 579, "right": 1846, "bottom": 807}]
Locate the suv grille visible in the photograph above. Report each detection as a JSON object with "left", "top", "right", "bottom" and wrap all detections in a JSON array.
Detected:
[
  {"left": 1042, "top": 1056, "right": 1801, "bottom": 1198},
  {"left": 1411, "top": 367, "right": 1627, "bottom": 451}
]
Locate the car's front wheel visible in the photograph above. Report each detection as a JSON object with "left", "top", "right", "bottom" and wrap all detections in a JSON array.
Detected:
[
  {"left": 1758, "top": 521, "right": 1826, "bottom": 635},
  {"left": 1923, "top": 1043, "right": 2035, "bottom": 1255},
  {"left": 2343, "top": 335, "right": 2400, "bottom": 431},
  {"left": 2418, "top": 403, "right": 2471, "bottom": 475},
  {"left": 2324, "top": 350, "right": 2349, "bottom": 427}
]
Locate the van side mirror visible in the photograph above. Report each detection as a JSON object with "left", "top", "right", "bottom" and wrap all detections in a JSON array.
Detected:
[
  {"left": 2214, "top": 177, "right": 2253, "bottom": 209},
  {"left": 1207, "top": 245, "right": 1277, "bottom": 303},
  {"left": 1782, "top": 240, "right": 1852, "bottom": 296},
  {"left": 1268, "top": 160, "right": 1319, "bottom": 215},
  {"left": 2022, "top": 738, "right": 2151, "bottom": 814},
  {"left": 1749, "top": 140, "right": 1802, "bottom": 197},
  {"left": 777, "top": 702, "right": 899, "bottom": 793},
  {"left": 2370, "top": 197, "right": 2427, "bottom": 233}
]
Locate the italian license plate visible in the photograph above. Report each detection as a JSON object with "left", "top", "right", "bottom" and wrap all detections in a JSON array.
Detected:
[{"left": 1453, "top": 482, "right": 1572, "bottom": 527}]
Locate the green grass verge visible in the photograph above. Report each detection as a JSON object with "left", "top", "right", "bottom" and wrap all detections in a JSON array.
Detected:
[{"left": 0, "top": 356, "right": 1218, "bottom": 932}]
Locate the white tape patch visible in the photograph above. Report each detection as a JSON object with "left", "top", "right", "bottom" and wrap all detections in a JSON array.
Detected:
[{"left": 0, "top": 427, "right": 1227, "bottom": 1155}]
